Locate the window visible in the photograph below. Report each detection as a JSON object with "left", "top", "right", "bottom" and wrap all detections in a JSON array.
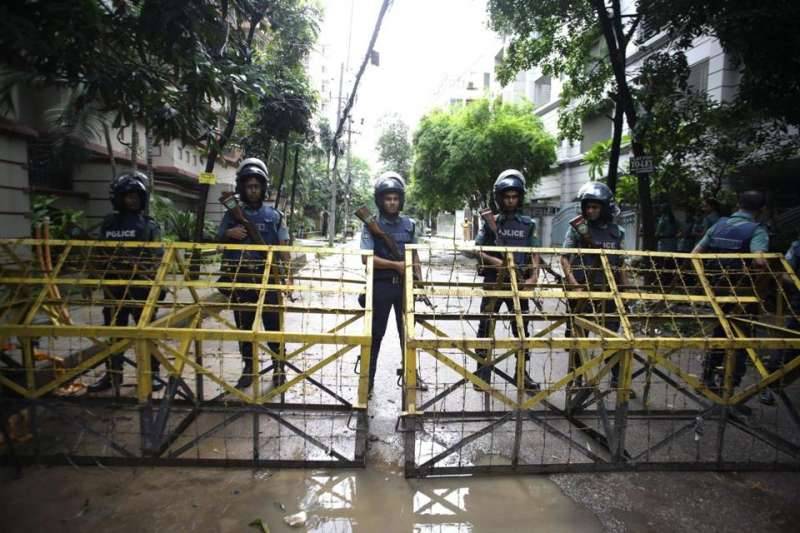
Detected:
[
  {"left": 687, "top": 60, "right": 709, "bottom": 94},
  {"left": 483, "top": 72, "right": 491, "bottom": 91},
  {"left": 580, "top": 113, "right": 612, "bottom": 153},
  {"left": 185, "top": 150, "right": 190, "bottom": 162},
  {"left": 534, "top": 75, "right": 552, "bottom": 106},
  {"left": 193, "top": 155, "right": 197, "bottom": 166}
]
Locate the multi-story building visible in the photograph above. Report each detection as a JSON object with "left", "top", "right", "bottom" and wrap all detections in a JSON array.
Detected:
[
  {"left": 0, "top": 83, "right": 238, "bottom": 238},
  {"left": 498, "top": 28, "right": 743, "bottom": 246}
]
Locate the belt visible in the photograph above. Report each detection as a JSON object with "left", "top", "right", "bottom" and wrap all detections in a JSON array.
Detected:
[{"left": 375, "top": 275, "right": 402, "bottom": 285}]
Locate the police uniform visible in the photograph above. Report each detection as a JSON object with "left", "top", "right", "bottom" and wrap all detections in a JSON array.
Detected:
[
  {"left": 697, "top": 210, "right": 769, "bottom": 387},
  {"left": 474, "top": 213, "right": 538, "bottom": 380},
  {"left": 562, "top": 220, "right": 626, "bottom": 382},
  {"left": 767, "top": 240, "right": 800, "bottom": 373},
  {"left": 360, "top": 213, "right": 416, "bottom": 393},
  {"left": 98, "top": 211, "right": 163, "bottom": 386},
  {"left": 217, "top": 204, "right": 289, "bottom": 381}
]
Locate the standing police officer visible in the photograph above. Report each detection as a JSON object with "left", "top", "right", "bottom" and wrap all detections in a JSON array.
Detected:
[
  {"left": 360, "top": 172, "right": 427, "bottom": 394},
  {"left": 218, "top": 158, "right": 290, "bottom": 389},
  {"left": 560, "top": 181, "right": 627, "bottom": 389},
  {"left": 761, "top": 233, "right": 800, "bottom": 405},
  {"left": 89, "top": 171, "right": 163, "bottom": 393},
  {"left": 692, "top": 190, "right": 769, "bottom": 392},
  {"left": 474, "top": 169, "right": 540, "bottom": 390}
]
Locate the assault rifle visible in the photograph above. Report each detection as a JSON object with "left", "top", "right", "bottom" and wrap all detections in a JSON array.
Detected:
[
  {"left": 354, "top": 206, "right": 435, "bottom": 310},
  {"left": 219, "top": 192, "right": 294, "bottom": 300}
]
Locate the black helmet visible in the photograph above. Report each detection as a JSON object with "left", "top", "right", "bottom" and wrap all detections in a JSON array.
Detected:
[
  {"left": 110, "top": 171, "right": 149, "bottom": 212},
  {"left": 374, "top": 171, "right": 406, "bottom": 210},
  {"left": 236, "top": 157, "right": 269, "bottom": 200},
  {"left": 493, "top": 169, "right": 526, "bottom": 208},
  {"left": 577, "top": 181, "right": 620, "bottom": 218}
]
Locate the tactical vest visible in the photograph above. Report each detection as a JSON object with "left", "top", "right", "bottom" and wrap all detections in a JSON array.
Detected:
[
  {"left": 706, "top": 217, "right": 759, "bottom": 253},
  {"left": 481, "top": 214, "right": 535, "bottom": 281},
  {"left": 222, "top": 205, "right": 282, "bottom": 270},
  {"left": 100, "top": 213, "right": 162, "bottom": 279},
  {"left": 570, "top": 223, "right": 623, "bottom": 286},
  {"left": 373, "top": 215, "right": 415, "bottom": 281},
  {"left": 101, "top": 213, "right": 159, "bottom": 242}
]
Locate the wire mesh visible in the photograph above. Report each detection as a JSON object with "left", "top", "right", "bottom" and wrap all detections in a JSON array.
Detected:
[
  {"left": 0, "top": 239, "right": 371, "bottom": 467},
  {"left": 402, "top": 243, "right": 800, "bottom": 476}
]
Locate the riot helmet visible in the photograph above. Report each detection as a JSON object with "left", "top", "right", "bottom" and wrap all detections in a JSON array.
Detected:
[
  {"left": 110, "top": 171, "right": 149, "bottom": 212},
  {"left": 374, "top": 171, "right": 406, "bottom": 211},
  {"left": 493, "top": 169, "right": 526, "bottom": 209},
  {"left": 576, "top": 181, "right": 620, "bottom": 220},
  {"left": 235, "top": 157, "right": 269, "bottom": 201}
]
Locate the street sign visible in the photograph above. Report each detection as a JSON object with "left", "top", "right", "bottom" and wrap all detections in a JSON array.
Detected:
[
  {"left": 198, "top": 172, "right": 216, "bottom": 185},
  {"left": 629, "top": 156, "right": 654, "bottom": 174}
]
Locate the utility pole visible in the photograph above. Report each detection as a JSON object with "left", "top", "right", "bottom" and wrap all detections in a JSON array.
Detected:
[
  {"left": 328, "top": 62, "right": 345, "bottom": 246},
  {"left": 341, "top": 117, "right": 354, "bottom": 240}
]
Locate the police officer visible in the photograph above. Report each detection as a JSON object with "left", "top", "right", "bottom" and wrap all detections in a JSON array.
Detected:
[
  {"left": 560, "top": 181, "right": 627, "bottom": 389},
  {"left": 692, "top": 190, "right": 769, "bottom": 392},
  {"left": 218, "top": 158, "right": 290, "bottom": 389},
  {"left": 761, "top": 233, "right": 799, "bottom": 405},
  {"left": 89, "top": 171, "right": 163, "bottom": 393},
  {"left": 360, "top": 172, "right": 427, "bottom": 394},
  {"left": 474, "top": 169, "right": 540, "bottom": 390}
]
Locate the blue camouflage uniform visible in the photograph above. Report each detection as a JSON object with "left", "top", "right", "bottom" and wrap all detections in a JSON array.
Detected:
[
  {"left": 217, "top": 204, "right": 289, "bottom": 374},
  {"left": 697, "top": 211, "right": 769, "bottom": 387},
  {"left": 360, "top": 214, "right": 417, "bottom": 392},
  {"left": 474, "top": 213, "right": 538, "bottom": 381},
  {"left": 563, "top": 220, "right": 626, "bottom": 382},
  {"left": 99, "top": 212, "right": 163, "bottom": 378}
]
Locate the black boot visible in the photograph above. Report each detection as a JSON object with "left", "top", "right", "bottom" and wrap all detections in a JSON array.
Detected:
[
  {"left": 87, "top": 372, "right": 122, "bottom": 393},
  {"left": 514, "top": 370, "right": 540, "bottom": 391},
  {"left": 473, "top": 365, "right": 491, "bottom": 390},
  {"left": 235, "top": 360, "right": 254, "bottom": 389}
]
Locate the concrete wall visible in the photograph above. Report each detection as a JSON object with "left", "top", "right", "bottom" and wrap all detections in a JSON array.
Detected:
[{"left": 0, "top": 130, "right": 32, "bottom": 238}]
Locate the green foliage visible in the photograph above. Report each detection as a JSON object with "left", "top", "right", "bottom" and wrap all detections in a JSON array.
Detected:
[
  {"left": 0, "top": 0, "right": 317, "bottom": 147},
  {"left": 638, "top": 0, "right": 800, "bottom": 125},
  {"left": 411, "top": 98, "right": 557, "bottom": 212},
  {"left": 31, "top": 195, "right": 88, "bottom": 239},
  {"left": 376, "top": 114, "right": 412, "bottom": 177},
  {"left": 584, "top": 135, "right": 631, "bottom": 180},
  {"left": 150, "top": 193, "right": 215, "bottom": 242}
]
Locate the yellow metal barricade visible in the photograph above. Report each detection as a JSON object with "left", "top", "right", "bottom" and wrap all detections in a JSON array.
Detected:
[
  {"left": 402, "top": 243, "right": 800, "bottom": 476},
  {"left": 0, "top": 239, "right": 372, "bottom": 467}
]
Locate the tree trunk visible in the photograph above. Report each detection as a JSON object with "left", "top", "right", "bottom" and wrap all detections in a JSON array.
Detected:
[
  {"left": 591, "top": 0, "right": 656, "bottom": 249},
  {"left": 288, "top": 145, "right": 301, "bottom": 244},
  {"left": 607, "top": 100, "right": 624, "bottom": 193},
  {"left": 274, "top": 139, "right": 289, "bottom": 208},
  {"left": 103, "top": 122, "right": 117, "bottom": 180},
  {"left": 191, "top": 10, "right": 263, "bottom": 246},
  {"left": 130, "top": 122, "right": 138, "bottom": 171}
]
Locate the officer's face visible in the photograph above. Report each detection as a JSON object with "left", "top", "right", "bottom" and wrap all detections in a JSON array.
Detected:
[
  {"left": 584, "top": 201, "right": 603, "bottom": 221},
  {"left": 242, "top": 177, "right": 263, "bottom": 205},
  {"left": 501, "top": 190, "right": 520, "bottom": 212},
  {"left": 382, "top": 192, "right": 401, "bottom": 215},
  {"left": 122, "top": 192, "right": 141, "bottom": 212}
]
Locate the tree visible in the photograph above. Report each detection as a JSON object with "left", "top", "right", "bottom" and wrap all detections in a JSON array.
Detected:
[
  {"left": 490, "top": 0, "right": 659, "bottom": 248},
  {"left": 0, "top": 0, "right": 271, "bottom": 146},
  {"left": 376, "top": 114, "right": 412, "bottom": 177},
  {"left": 411, "top": 98, "right": 557, "bottom": 213},
  {"left": 637, "top": 0, "right": 800, "bottom": 126}
]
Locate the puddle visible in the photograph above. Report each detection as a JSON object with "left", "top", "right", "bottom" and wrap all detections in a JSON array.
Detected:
[{"left": 0, "top": 464, "right": 602, "bottom": 532}]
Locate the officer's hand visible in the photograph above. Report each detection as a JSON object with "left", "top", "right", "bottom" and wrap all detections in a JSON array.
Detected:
[
  {"left": 523, "top": 277, "right": 538, "bottom": 287},
  {"left": 394, "top": 260, "right": 406, "bottom": 274},
  {"left": 226, "top": 226, "right": 248, "bottom": 240}
]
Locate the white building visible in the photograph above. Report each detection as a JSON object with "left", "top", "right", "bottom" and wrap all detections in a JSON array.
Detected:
[
  {"left": 0, "top": 83, "right": 238, "bottom": 238},
  {"left": 498, "top": 23, "right": 742, "bottom": 245}
]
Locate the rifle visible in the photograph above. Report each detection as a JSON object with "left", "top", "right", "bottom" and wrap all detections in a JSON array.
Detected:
[
  {"left": 354, "top": 206, "right": 435, "bottom": 310},
  {"left": 219, "top": 192, "right": 294, "bottom": 300}
]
